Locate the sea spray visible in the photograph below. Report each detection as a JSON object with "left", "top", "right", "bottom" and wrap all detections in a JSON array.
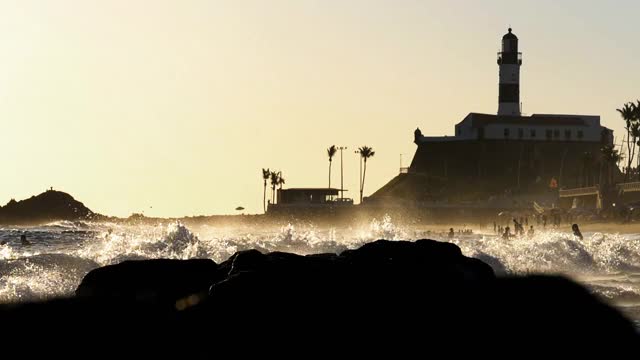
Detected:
[{"left": 0, "top": 218, "right": 638, "bottom": 323}]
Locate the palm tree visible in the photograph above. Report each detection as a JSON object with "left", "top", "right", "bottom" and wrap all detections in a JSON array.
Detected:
[
  {"left": 270, "top": 171, "right": 279, "bottom": 204},
  {"left": 613, "top": 149, "right": 624, "bottom": 185},
  {"left": 358, "top": 146, "right": 375, "bottom": 203},
  {"left": 262, "top": 168, "right": 270, "bottom": 212},
  {"left": 601, "top": 144, "right": 623, "bottom": 185},
  {"left": 327, "top": 145, "right": 337, "bottom": 189},
  {"left": 617, "top": 102, "right": 636, "bottom": 181},
  {"left": 277, "top": 171, "right": 285, "bottom": 190},
  {"left": 630, "top": 121, "right": 640, "bottom": 180}
]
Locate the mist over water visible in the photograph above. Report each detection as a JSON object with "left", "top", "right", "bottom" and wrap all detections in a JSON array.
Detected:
[{"left": 1, "top": 216, "right": 639, "bottom": 325}]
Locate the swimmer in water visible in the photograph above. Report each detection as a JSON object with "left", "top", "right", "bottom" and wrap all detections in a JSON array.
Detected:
[{"left": 20, "top": 234, "right": 31, "bottom": 246}]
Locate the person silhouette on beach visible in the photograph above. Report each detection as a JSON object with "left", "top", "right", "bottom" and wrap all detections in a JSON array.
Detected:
[
  {"left": 527, "top": 225, "right": 534, "bottom": 237},
  {"left": 502, "top": 226, "right": 511, "bottom": 240},
  {"left": 513, "top": 218, "right": 523, "bottom": 236},
  {"left": 448, "top": 228, "right": 454, "bottom": 239},
  {"left": 572, "top": 224, "right": 583, "bottom": 240}
]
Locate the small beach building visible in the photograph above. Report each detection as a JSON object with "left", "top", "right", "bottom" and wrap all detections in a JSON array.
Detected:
[{"left": 277, "top": 188, "right": 341, "bottom": 205}]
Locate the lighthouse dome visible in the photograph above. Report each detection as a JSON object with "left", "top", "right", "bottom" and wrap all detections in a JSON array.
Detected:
[{"left": 503, "top": 28, "right": 518, "bottom": 40}]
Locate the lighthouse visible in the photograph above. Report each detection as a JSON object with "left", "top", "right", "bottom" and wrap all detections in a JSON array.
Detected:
[{"left": 497, "top": 28, "right": 522, "bottom": 116}]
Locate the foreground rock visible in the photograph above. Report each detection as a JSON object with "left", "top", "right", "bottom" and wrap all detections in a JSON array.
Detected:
[
  {"left": 76, "top": 258, "right": 219, "bottom": 305},
  {"left": 0, "top": 239, "right": 637, "bottom": 355}
]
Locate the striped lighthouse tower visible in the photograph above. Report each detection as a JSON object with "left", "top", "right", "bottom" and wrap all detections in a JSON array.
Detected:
[{"left": 497, "top": 28, "right": 522, "bottom": 116}]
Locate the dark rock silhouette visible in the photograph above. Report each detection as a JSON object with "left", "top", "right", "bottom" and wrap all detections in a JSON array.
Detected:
[
  {"left": 76, "top": 259, "right": 219, "bottom": 305},
  {"left": 0, "top": 239, "right": 637, "bottom": 356},
  {"left": 0, "top": 190, "right": 94, "bottom": 224}
]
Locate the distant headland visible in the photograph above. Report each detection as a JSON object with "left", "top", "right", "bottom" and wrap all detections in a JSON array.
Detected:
[
  {"left": 0, "top": 190, "right": 272, "bottom": 226},
  {"left": 0, "top": 189, "right": 95, "bottom": 225}
]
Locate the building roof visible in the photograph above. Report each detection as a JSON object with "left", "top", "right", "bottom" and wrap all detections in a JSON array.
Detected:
[
  {"left": 280, "top": 188, "right": 342, "bottom": 193},
  {"left": 464, "top": 113, "right": 591, "bottom": 128}
]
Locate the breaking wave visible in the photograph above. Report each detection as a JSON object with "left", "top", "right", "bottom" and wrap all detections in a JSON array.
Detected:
[
  {"left": 448, "top": 231, "right": 640, "bottom": 275},
  {"left": 0, "top": 215, "right": 639, "bottom": 323},
  {"left": 0, "top": 253, "right": 98, "bottom": 302}
]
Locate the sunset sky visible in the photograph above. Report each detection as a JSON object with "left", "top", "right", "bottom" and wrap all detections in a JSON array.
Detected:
[{"left": 1, "top": 0, "right": 639, "bottom": 217}]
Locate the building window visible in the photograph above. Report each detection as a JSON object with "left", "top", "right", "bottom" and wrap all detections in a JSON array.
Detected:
[
  {"left": 577, "top": 130, "right": 584, "bottom": 139},
  {"left": 546, "top": 129, "right": 552, "bottom": 139},
  {"left": 565, "top": 130, "right": 571, "bottom": 140},
  {"left": 504, "top": 128, "right": 510, "bottom": 138},
  {"left": 530, "top": 129, "right": 536, "bottom": 138},
  {"left": 518, "top": 128, "right": 523, "bottom": 139},
  {"left": 554, "top": 129, "right": 560, "bottom": 138}
]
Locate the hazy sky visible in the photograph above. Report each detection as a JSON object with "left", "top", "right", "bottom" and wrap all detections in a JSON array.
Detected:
[{"left": 1, "top": 0, "right": 639, "bottom": 217}]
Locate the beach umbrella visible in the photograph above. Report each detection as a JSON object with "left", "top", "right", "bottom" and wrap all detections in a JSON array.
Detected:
[{"left": 235, "top": 206, "right": 245, "bottom": 211}]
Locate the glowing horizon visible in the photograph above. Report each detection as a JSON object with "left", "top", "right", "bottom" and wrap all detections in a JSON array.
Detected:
[{"left": 1, "top": 0, "right": 639, "bottom": 217}]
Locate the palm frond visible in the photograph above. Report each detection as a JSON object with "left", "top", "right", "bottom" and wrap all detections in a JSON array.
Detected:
[{"left": 327, "top": 145, "right": 337, "bottom": 160}]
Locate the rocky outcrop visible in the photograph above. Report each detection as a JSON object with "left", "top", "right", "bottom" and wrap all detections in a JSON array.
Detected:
[
  {"left": 76, "top": 259, "right": 219, "bottom": 305},
  {"left": 0, "top": 239, "right": 637, "bottom": 355},
  {"left": 0, "top": 190, "right": 93, "bottom": 224},
  {"left": 210, "top": 240, "right": 495, "bottom": 312}
]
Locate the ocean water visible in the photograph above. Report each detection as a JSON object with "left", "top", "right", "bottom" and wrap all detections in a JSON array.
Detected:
[{"left": 1, "top": 216, "right": 639, "bottom": 327}]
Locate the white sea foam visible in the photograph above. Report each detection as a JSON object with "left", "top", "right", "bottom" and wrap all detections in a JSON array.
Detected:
[{"left": 0, "top": 216, "right": 638, "bottom": 323}]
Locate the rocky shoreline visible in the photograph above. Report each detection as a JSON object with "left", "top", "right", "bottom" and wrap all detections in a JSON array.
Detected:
[{"left": 1, "top": 239, "right": 637, "bottom": 355}]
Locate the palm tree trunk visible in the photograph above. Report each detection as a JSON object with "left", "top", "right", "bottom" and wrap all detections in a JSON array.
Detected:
[
  {"left": 626, "top": 133, "right": 632, "bottom": 182},
  {"left": 631, "top": 140, "right": 637, "bottom": 182},
  {"left": 611, "top": 163, "right": 615, "bottom": 185},
  {"left": 361, "top": 160, "right": 367, "bottom": 203},
  {"left": 272, "top": 185, "right": 276, "bottom": 204},
  {"left": 612, "top": 162, "right": 615, "bottom": 185},
  {"left": 328, "top": 160, "right": 332, "bottom": 189},
  {"left": 637, "top": 148, "right": 640, "bottom": 181},
  {"left": 263, "top": 180, "right": 267, "bottom": 212}
]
